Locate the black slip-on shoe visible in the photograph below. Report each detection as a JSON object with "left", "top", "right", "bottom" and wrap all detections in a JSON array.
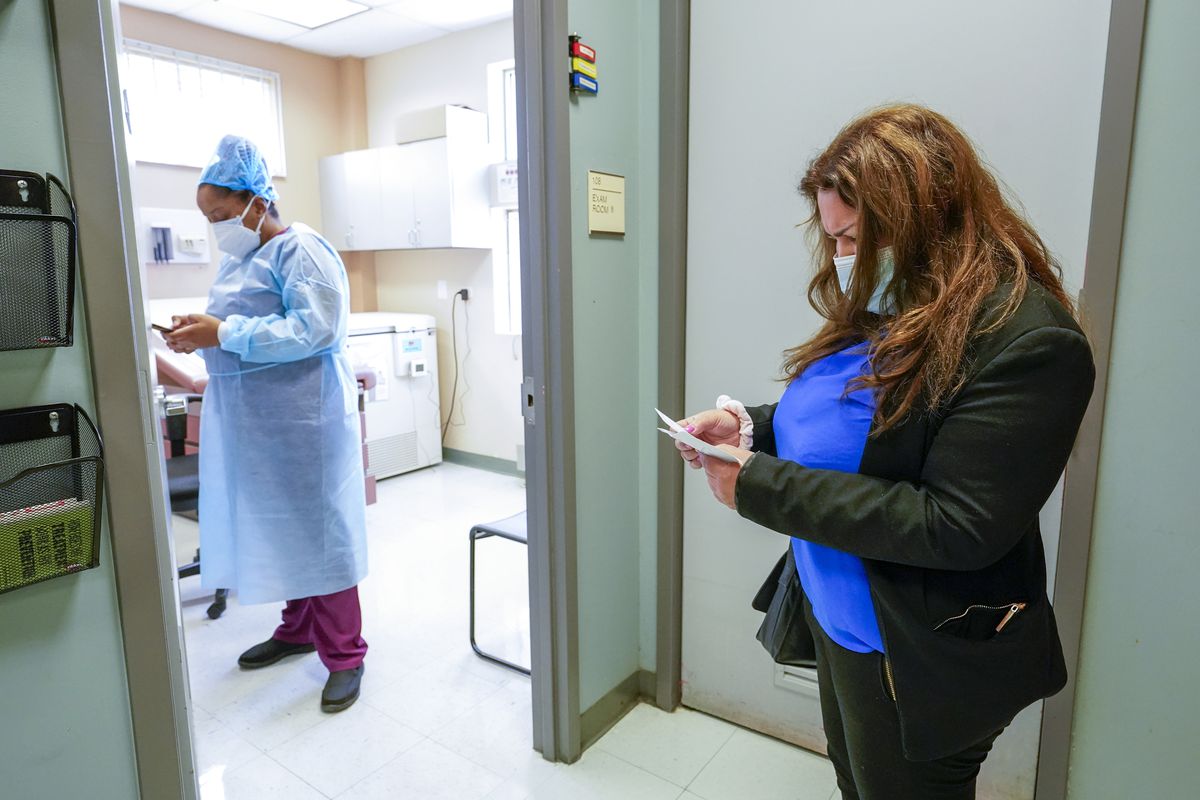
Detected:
[
  {"left": 321, "top": 664, "right": 364, "bottom": 713},
  {"left": 237, "top": 638, "right": 316, "bottom": 670}
]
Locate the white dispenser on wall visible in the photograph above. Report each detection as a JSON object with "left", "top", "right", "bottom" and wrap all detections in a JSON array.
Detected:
[{"left": 488, "top": 160, "right": 518, "bottom": 208}]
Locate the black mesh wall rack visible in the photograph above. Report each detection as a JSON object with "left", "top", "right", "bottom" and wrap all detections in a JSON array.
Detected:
[
  {"left": 0, "top": 170, "right": 78, "bottom": 351},
  {"left": 0, "top": 404, "right": 104, "bottom": 595}
]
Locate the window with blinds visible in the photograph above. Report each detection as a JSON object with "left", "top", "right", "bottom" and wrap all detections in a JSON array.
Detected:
[
  {"left": 487, "top": 58, "right": 521, "bottom": 335},
  {"left": 121, "top": 40, "right": 287, "bottom": 176},
  {"left": 502, "top": 65, "right": 518, "bottom": 162}
]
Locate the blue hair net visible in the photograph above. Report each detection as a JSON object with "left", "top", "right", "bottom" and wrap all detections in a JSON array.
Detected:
[{"left": 198, "top": 135, "right": 279, "bottom": 202}]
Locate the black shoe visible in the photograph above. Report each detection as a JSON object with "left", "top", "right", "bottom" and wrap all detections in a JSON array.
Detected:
[
  {"left": 321, "top": 664, "right": 364, "bottom": 713},
  {"left": 237, "top": 638, "right": 316, "bottom": 670}
]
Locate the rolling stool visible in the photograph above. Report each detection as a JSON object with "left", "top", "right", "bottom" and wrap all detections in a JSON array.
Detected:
[{"left": 468, "top": 510, "right": 530, "bottom": 675}]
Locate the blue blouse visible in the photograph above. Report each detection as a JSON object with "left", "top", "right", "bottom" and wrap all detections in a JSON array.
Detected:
[{"left": 773, "top": 343, "right": 884, "bottom": 653}]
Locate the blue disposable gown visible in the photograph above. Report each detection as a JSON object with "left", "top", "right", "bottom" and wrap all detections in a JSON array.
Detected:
[{"left": 198, "top": 222, "right": 367, "bottom": 604}]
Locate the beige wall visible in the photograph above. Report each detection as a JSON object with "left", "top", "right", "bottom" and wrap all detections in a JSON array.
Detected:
[
  {"left": 117, "top": 5, "right": 375, "bottom": 307},
  {"left": 366, "top": 20, "right": 521, "bottom": 463},
  {"left": 365, "top": 19, "right": 514, "bottom": 148}
]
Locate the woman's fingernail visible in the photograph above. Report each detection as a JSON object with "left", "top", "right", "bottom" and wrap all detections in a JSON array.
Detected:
[{"left": 686, "top": 425, "right": 696, "bottom": 432}]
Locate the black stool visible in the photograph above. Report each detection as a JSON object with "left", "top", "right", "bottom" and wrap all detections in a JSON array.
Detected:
[{"left": 469, "top": 511, "right": 530, "bottom": 675}]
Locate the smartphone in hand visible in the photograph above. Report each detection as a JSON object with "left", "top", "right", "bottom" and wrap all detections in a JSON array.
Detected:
[{"left": 151, "top": 323, "right": 173, "bottom": 334}]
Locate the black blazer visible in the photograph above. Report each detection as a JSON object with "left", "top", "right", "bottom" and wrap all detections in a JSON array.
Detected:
[{"left": 736, "top": 281, "right": 1095, "bottom": 761}]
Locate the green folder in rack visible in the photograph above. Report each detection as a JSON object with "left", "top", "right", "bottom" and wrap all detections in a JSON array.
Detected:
[{"left": 0, "top": 499, "right": 94, "bottom": 592}]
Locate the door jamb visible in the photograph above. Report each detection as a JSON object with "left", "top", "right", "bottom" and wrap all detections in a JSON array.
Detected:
[
  {"left": 654, "top": 0, "right": 690, "bottom": 713},
  {"left": 1036, "top": 1, "right": 1147, "bottom": 796},
  {"left": 49, "top": 1, "right": 197, "bottom": 797},
  {"left": 515, "top": 0, "right": 582, "bottom": 763}
]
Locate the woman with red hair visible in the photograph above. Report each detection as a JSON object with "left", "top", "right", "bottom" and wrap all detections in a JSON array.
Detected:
[{"left": 677, "top": 105, "right": 1094, "bottom": 799}]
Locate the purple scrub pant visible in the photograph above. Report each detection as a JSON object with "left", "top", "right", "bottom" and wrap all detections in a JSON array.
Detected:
[{"left": 273, "top": 585, "right": 367, "bottom": 672}]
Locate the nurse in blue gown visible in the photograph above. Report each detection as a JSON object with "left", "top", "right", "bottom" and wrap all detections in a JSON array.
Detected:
[{"left": 165, "top": 135, "right": 367, "bottom": 713}]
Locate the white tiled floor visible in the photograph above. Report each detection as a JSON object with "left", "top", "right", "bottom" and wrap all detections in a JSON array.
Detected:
[{"left": 175, "top": 462, "right": 838, "bottom": 800}]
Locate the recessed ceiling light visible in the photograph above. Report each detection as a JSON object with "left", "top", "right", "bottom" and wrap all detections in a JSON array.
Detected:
[{"left": 217, "top": 0, "right": 368, "bottom": 30}]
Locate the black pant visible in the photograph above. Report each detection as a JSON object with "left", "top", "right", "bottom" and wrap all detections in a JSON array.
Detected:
[{"left": 806, "top": 599, "right": 1003, "bottom": 800}]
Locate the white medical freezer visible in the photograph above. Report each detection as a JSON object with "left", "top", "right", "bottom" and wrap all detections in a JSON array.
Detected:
[{"left": 346, "top": 312, "right": 442, "bottom": 478}]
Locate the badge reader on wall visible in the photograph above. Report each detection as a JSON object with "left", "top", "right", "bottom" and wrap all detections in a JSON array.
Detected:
[{"left": 569, "top": 33, "right": 598, "bottom": 95}]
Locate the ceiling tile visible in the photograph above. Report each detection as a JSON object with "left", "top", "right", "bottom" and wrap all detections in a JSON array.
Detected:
[
  {"left": 218, "top": 0, "right": 369, "bottom": 29},
  {"left": 381, "top": 0, "right": 511, "bottom": 32},
  {"left": 178, "top": 2, "right": 309, "bottom": 43},
  {"left": 121, "top": 0, "right": 208, "bottom": 13},
  {"left": 281, "top": 9, "right": 447, "bottom": 58}
]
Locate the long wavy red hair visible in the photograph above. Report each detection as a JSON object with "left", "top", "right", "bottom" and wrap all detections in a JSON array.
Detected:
[{"left": 785, "top": 104, "right": 1077, "bottom": 431}]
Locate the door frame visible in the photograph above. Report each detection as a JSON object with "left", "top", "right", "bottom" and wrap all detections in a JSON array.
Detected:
[
  {"left": 653, "top": 1, "right": 1149, "bottom": 796},
  {"left": 514, "top": 0, "right": 582, "bottom": 763},
  {"left": 1035, "top": 0, "right": 1148, "bottom": 796},
  {"left": 654, "top": 0, "right": 690, "bottom": 713},
  {"left": 50, "top": 1, "right": 197, "bottom": 797}
]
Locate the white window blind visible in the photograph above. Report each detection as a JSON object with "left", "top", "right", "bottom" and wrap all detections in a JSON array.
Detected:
[
  {"left": 503, "top": 66, "right": 518, "bottom": 161},
  {"left": 486, "top": 58, "right": 518, "bottom": 162},
  {"left": 487, "top": 58, "right": 522, "bottom": 336},
  {"left": 122, "top": 40, "right": 287, "bottom": 177},
  {"left": 503, "top": 209, "right": 522, "bottom": 335}
]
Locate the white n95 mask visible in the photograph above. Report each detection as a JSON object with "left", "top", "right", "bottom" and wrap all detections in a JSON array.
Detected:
[
  {"left": 833, "top": 247, "right": 896, "bottom": 315},
  {"left": 212, "top": 195, "right": 266, "bottom": 259}
]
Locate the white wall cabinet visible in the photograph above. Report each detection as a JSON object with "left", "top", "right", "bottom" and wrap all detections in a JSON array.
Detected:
[{"left": 319, "top": 107, "right": 490, "bottom": 251}]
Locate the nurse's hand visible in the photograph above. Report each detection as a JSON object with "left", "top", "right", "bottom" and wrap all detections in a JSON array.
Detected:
[
  {"left": 675, "top": 408, "right": 741, "bottom": 470},
  {"left": 165, "top": 313, "right": 221, "bottom": 354},
  {"left": 700, "top": 445, "right": 752, "bottom": 509}
]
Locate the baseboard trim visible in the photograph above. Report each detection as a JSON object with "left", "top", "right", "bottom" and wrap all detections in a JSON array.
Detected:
[
  {"left": 638, "top": 669, "right": 657, "bottom": 700},
  {"left": 443, "top": 447, "right": 523, "bottom": 477},
  {"left": 580, "top": 669, "right": 657, "bottom": 751}
]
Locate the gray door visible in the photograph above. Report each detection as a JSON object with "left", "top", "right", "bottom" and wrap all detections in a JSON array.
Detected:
[{"left": 680, "top": 2, "right": 1110, "bottom": 797}]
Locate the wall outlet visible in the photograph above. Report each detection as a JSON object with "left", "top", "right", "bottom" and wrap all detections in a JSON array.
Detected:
[{"left": 437, "top": 280, "right": 448, "bottom": 300}]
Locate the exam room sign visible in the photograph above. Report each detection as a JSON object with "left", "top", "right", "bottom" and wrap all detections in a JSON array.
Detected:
[{"left": 587, "top": 170, "right": 625, "bottom": 235}]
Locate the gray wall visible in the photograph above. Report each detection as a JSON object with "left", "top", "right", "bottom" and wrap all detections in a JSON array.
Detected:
[
  {"left": 0, "top": 1, "right": 139, "bottom": 797},
  {"left": 1066, "top": 0, "right": 1200, "bottom": 795},
  {"left": 566, "top": 0, "right": 661, "bottom": 710}
]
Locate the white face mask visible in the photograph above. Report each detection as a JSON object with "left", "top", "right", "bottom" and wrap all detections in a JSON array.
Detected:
[
  {"left": 832, "top": 246, "right": 896, "bottom": 315},
  {"left": 212, "top": 195, "right": 266, "bottom": 259}
]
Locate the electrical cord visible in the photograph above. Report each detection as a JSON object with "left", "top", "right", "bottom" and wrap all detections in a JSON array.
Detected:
[
  {"left": 442, "top": 289, "right": 473, "bottom": 442},
  {"left": 442, "top": 292, "right": 461, "bottom": 442},
  {"left": 455, "top": 297, "right": 473, "bottom": 428}
]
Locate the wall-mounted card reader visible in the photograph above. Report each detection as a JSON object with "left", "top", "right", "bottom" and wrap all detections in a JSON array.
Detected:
[{"left": 410, "top": 358, "right": 428, "bottom": 378}]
